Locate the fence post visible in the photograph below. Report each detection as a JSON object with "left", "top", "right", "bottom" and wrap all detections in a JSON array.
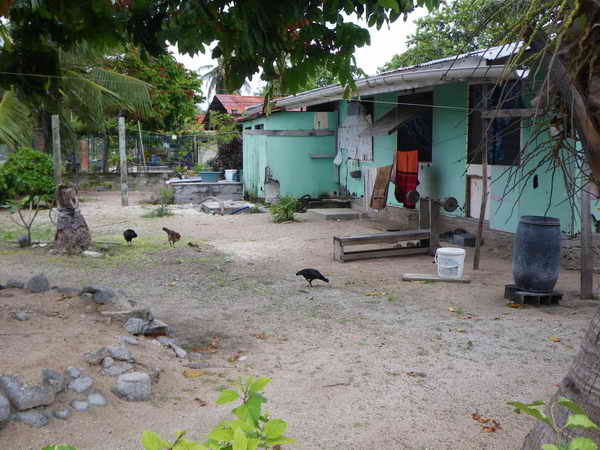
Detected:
[
  {"left": 119, "top": 117, "right": 128, "bottom": 207},
  {"left": 51, "top": 114, "right": 62, "bottom": 186}
]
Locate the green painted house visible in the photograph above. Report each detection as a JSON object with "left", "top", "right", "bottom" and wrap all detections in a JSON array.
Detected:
[{"left": 242, "top": 46, "right": 590, "bottom": 234}]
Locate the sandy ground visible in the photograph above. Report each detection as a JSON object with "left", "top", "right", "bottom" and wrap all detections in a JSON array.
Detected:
[{"left": 0, "top": 191, "right": 597, "bottom": 450}]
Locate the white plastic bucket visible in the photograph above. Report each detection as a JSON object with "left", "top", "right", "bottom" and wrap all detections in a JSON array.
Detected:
[
  {"left": 435, "top": 247, "right": 466, "bottom": 279},
  {"left": 224, "top": 169, "right": 238, "bottom": 182}
]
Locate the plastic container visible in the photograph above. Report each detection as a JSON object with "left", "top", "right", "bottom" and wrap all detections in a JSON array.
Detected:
[
  {"left": 512, "top": 216, "right": 560, "bottom": 292},
  {"left": 224, "top": 169, "right": 238, "bottom": 182},
  {"left": 197, "top": 171, "right": 221, "bottom": 182},
  {"left": 435, "top": 247, "right": 466, "bottom": 279}
]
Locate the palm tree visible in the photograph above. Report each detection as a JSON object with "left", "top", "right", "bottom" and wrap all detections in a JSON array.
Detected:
[{"left": 199, "top": 57, "right": 251, "bottom": 100}]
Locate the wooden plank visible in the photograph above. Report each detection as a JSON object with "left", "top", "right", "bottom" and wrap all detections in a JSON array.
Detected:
[
  {"left": 310, "top": 154, "right": 335, "bottom": 159},
  {"left": 118, "top": 117, "right": 128, "bottom": 207},
  {"left": 402, "top": 273, "right": 471, "bottom": 283},
  {"left": 481, "top": 108, "right": 537, "bottom": 119},
  {"left": 51, "top": 114, "right": 62, "bottom": 187},
  {"left": 473, "top": 84, "right": 489, "bottom": 270},
  {"left": 334, "top": 230, "right": 431, "bottom": 245},
  {"left": 419, "top": 198, "right": 430, "bottom": 229},
  {"left": 341, "top": 247, "right": 429, "bottom": 262},
  {"left": 244, "top": 129, "right": 334, "bottom": 136},
  {"left": 581, "top": 182, "right": 594, "bottom": 298},
  {"left": 429, "top": 201, "right": 440, "bottom": 256},
  {"left": 333, "top": 238, "right": 344, "bottom": 262}
]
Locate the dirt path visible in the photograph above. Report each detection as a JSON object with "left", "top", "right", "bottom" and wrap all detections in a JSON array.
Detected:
[{"left": 0, "top": 192, "right": 595, "bottom": 450}]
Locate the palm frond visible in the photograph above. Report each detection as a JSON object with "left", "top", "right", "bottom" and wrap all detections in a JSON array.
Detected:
[{"left": 0, "top": 90, "right": 33, "bottom": 149}]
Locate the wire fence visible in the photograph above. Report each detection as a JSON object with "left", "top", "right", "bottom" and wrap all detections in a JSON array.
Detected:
[{"left": 77, "top": 131, "right": 223, "bottom": 174}]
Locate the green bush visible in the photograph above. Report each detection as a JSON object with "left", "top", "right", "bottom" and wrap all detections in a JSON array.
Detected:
[
  {"left": 141, "top": 376, "right": 293, "bottom": 450},
  {"left": 269, "top": 196, "right": 299, "bottom": 223},
  {"left": 143, "top": 205, "right": 173, "bottom": 218},
  {"left": 159, "top": 186, "right": 175, "bottom": 206},
  {"left": 0, "top": 147, "right": 55, "bottom": 204}
]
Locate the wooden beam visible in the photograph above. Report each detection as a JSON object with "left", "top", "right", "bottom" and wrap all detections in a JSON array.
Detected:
[
  {"left": 51, "top": 114, "right": 62, "bottom": 186},
  {"left": 244, "top": 129, "right": 334, "bottom": 136},
  {"left": 581, "top": 182, "right": 594, "bottom": 298},
  {"left": 481, "top": 108, "right": 537, "bottom": 119},
  {"left": 309, "top": 154, "right": 335, "bottom": 159},
  {"left": 474, "top": 85, "right": 489, "bottom": 270},
  {"left": 429, "top": 200, "right": 440, "bottom": 256},
  {"left": 402, "top": 273, "right": 471, "bottom": 283},
  {"left": 118, "top": 117, "right": 128, "bottom": 207}
]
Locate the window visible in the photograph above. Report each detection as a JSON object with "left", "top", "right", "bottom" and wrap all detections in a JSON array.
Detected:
[
  {"left": 254, "top": 124, "right": 264, "bottom": 130},
  {"left": 307, "top": 102, "right": 337, "bottom": 112},
  {"left": 468, "top": 82, "right": 522, "bottom": 166},
  {"left": 396, "top": 92, "right": 433, "bottom": 162}
]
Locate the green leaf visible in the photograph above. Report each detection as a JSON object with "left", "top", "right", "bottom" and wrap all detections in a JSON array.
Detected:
[
  {"left": 216, "top": 389, "right": 239, "bottom": 405},
  {"left": 377, "top": 0, "right": 400, "bottom": 12},
  {"left": 246, "top": 438, "right": 259, "bottom": 450},
  {"left": 507, "top": 401, "right": 553, "bottom": 427},
  {"left": 264, "top": 419, "right": 288, "bottom": 440},
  {"left": 173, "top": 440, "right": 208, "bottom": 450},
  {"left": 542, "top": 445, "right": 561, "bottom": 450},
  {"left": 233, "top": 428, "right": 247, "bottom": 450},
  {"left": 567, "top": 437, "right": 598, "bottom": 450},
  {"left": 223, "top": 420, "right": 255, "bottom": 433},
  {"left": 207, "top": 426, "right": 235, "bottom": 442},
  {"left": 233, "top": 404, "right": 250, "bottom": 422},
  {"left": 559, "top": 397, "right": 586, "bottom": 415},
  {"left": 249, "top": 377, "right": 271, "bottom": 393},
  {"left": 565, "top": 414, "right": 600, "bottom": 431},
  {"left": 141, "top": 431, "right": 170, "bottom": 450},
  {"left": 265, "top": 437, "right": 295, "bottom": 446}
]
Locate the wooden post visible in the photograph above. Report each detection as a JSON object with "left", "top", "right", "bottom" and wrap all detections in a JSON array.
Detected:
[
  {"left": 581, "top": 181, "right": 594, "bottom": 298},
  {"left": 118, "top": 117, "right": 128, "bottom": 207},
  {"left": 429, "top": 200, "right": 440, "bottom": 256},
  {"left": 473, "top": 85, "right": 489, "bottom": 270},
  {"left": 51, "top": 114, "right": 62, "bottom": 186},
  {"left": 137, "top": 120, "right": 146, "bottom": 167}
]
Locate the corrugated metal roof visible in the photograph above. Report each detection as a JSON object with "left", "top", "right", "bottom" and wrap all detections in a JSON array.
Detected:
[
  {"left": 246, "top": 43, "right": 524, "bottom": 112},
  {"left": 214, "top": 95, "right": 264, "bottom": 115}
]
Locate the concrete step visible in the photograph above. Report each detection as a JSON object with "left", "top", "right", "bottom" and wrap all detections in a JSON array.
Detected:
[{"left": 306, "top": 208, "right": 364, "bottom": 221}]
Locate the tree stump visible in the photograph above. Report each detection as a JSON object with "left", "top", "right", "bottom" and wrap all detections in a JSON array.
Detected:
[{"left": 54, "top": 184, "right": 91, "bottom": 254}]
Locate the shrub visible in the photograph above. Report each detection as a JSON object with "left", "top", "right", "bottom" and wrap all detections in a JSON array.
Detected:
[
  {"left": 159, "top": 186, "right": 175, "bottom": 206},
  {"left": 0, "top": 147, "right": 55, "bottom": 204},
  {"left": 269, "top": 196, "right": 299, "bottom": 223},
  {"left": 143, "top": 205, "right": 173, "bottom": 218},
  {"left": 141, "top": 376, "right": 293, "bottom": 450}
]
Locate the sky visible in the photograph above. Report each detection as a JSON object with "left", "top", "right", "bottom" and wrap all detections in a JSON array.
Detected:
[{"left": 172, "top": 8, "right": 428, "bottom": 107}]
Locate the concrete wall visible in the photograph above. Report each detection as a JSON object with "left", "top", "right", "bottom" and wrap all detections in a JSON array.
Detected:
[
  {"left": 242, "top": 111, "right": 338, "bottom": 200},
  {"left": 69, "top": 171, "right": 172, "bottom": 192}
]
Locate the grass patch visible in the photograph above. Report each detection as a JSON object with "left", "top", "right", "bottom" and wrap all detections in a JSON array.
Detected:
[
  {"left": 0, "top": 225, "right": 55, "bottom": 242},
  {"left": 142, "top": 206, "right": 174, "bottom": 218}
]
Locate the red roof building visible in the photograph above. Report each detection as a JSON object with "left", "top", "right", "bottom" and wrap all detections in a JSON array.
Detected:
[{"left": 203, "top": 94, "right": 264, "bottom": 126}]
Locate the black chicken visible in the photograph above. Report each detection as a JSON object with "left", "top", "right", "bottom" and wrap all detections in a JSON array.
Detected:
[
  {"left": 296, "top": 268, "right": 329, "bottom": 287},
  {"left": 123, "top": 229, "right": 138, "bottom": 245}
]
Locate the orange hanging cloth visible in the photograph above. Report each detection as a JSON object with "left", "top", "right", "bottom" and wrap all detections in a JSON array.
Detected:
[{"left": 394, "top": 150, "right": 419, "bottom": 208}]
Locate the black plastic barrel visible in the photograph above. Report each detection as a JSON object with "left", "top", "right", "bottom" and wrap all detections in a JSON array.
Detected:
[{"left": 512, "top": 216, "right": 561, "bottom": 293}]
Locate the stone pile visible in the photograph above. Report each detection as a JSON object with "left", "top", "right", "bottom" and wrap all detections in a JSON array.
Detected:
[{"left": 0, "top": 273, "right": 188, "bottom": 430}]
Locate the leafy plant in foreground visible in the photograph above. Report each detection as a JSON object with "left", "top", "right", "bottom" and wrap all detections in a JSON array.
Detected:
[
  {"left": 141, "top": 376, "right": 294, "bottom": 450},
  {"left": 509, "top": 397, "right": 600, "bottom": 450}
]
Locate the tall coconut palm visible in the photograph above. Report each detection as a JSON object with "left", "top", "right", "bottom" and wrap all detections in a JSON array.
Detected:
[{"left": 199, "top": 57, "right": 251, "bottom": 100}]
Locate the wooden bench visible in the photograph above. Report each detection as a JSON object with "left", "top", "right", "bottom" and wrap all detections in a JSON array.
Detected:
[{"left": 333, "top": 229, "right": 431, "bottom": 262}]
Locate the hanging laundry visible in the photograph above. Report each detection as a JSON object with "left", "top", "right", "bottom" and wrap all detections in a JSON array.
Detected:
[{"left": 394, "top": 150, "right": 419, "bottom": 208}]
